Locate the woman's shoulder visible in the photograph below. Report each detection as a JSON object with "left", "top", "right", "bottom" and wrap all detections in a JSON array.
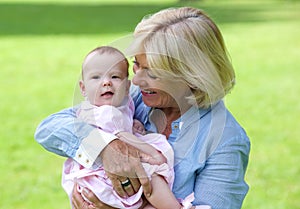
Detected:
[
  {"left": 184, "top": 101, "right": 250, "bottom": 160},
  {"left": 208, "top": 102, "right": 250, "bottom": 158}
]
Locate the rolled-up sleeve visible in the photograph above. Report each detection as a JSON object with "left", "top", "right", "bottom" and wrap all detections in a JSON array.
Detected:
[{"left": 193, "top": 133, "right": 250, "bottom": 209}]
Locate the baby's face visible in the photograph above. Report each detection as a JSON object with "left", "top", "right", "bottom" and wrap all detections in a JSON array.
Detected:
[{"left": 80, "top": 52, "right": 130, "bottom": 107}]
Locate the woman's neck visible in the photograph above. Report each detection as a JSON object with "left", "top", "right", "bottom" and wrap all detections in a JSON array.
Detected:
[
  {"left": 161, "top": 100, "right": 192, "bottom": 119},
  {"left": 160, "top": 108, "right": 181, "bottom": 138},
  {"left": 159, "top": 107, "right": 181, "bottom": 122},
  {"left": 150, "top": 105, "right": 191, "bottom": 138}
]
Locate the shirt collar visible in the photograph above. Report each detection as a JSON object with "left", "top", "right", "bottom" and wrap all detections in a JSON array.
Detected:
[{"left": 175, "top": 104, "right": 212, "bottom": 131}]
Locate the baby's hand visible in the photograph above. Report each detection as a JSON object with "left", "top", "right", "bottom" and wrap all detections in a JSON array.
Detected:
[
  {"left": 132, "top": 119, "right": 146, "bottom": 135},
  {"left": 150, "top": 150, "right": 167, "bottom": 165}
]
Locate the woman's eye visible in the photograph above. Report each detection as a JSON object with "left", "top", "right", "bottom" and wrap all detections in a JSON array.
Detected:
[
  {"left": 132, "top": 61, "right": 139, "bottom": 74},
  {"left": 132, "top": 60, "right": 138, "bottom": 66},
  {"left": 146, "top": 70, "right": 158, "bottom": 79}
]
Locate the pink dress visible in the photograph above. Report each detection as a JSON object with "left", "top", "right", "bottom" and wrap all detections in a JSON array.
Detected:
[{"left": 62, "top": 97, "right": 174, "bottom": 209}]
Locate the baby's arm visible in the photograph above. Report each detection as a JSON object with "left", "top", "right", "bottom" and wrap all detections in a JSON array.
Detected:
[{"left": 145, "top": 175, "right": 181, "bottom": 209}]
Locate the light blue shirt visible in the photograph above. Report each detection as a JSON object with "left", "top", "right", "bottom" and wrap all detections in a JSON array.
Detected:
[
  {"left": 130, "top": 86, "right": 250, "bottom": 208},
  {"left": 35, "top": 85, "right": 250, "bottom": 209}
]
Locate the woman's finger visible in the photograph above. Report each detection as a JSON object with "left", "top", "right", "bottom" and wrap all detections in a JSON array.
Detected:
[
  {"left": 121, "top": 182, "right": 135, "bottom": 196},
  {"left": 82, "top": 187, "right": 98, "bottom": 206},
  {"left": 128, "top": 177, "right": 141, "bottom": 193},
  {"left": 107, "top": 172, "right": 127, "bottom": 198},
  {"left": 72, "top": 183, "right": 89, "bottom": 209},
  {"left": 135, "top": 164, "right": 151, "bottom": 197}
]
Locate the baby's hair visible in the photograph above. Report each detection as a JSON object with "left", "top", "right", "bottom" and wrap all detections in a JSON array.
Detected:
[{"left": 82, "top": 46, "right": 129, "bottom": 78}]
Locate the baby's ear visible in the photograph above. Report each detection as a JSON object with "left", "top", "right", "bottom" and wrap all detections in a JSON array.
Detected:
[{"left": 79, "top": 80, "right": 86, "bottom": 97}]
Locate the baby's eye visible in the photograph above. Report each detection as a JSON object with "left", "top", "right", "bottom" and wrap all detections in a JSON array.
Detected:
[
  {"left": 92, "top": 75, "right": 101, "bottom": 79},
  {"left": 112, "top": 75, "right": 121, "bottom": 79}
]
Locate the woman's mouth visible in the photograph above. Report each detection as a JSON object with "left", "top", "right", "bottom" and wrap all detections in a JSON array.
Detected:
[{"left": 141, "top": 90, "right": 156, "bottom": 96}]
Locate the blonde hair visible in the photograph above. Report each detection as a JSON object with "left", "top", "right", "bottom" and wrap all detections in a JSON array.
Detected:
[{"left": 133, "top": 7, "right": 235, "bottom": 108}]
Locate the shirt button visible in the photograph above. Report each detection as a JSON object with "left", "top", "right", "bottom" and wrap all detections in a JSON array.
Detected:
[
  {"left": 78, "top": 154, "right": 82, "bottom": 158},
  {"left": 174, "top": 125, "right": 178, "bottom": 129},
  {"left": 86, "top": 159, "right": 90, "bottom": 164}
]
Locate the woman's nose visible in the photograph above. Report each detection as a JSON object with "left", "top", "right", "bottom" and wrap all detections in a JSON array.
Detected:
[{"left": 132, "top": 70, "right": 147, "bottom": 87}]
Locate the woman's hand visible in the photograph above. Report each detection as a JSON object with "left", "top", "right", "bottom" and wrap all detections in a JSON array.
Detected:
[
  {"left": 72, "top": 183, "right": 116, "bottom": 209},
  {"left": 100, "top": 139, "right": 154, "bottom": 198}
]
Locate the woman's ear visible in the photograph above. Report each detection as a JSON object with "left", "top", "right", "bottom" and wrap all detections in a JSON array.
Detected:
[{"left": 79, "top": 80, "right": 86, "bottom": 97}]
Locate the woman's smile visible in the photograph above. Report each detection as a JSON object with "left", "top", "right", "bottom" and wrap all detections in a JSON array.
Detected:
[{"left": 141, "top": 89, "right": 157, "bottom": 96}]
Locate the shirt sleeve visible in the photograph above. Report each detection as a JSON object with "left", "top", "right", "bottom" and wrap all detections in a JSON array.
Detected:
[
  {"left": 34, "top": 107, "right": 117, "bottom": 168},
  {"left": 193, "top": 134, "right": 250, "bottom": 209}
]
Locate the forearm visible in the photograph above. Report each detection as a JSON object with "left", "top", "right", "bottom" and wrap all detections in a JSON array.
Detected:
[
  {"left": 34, "top": 107, "right": 89, "bottom": 157},
  {"left": 193, "top": 138, "right": 250, "bottom": 208},
  {"left": 146, "top": 175, "right": 181, "bottom": 209},
  {"left": 34, "top": 107, "right": 117, "bottom": 168}
]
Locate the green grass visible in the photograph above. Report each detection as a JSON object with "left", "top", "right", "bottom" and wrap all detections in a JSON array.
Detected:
[{"left": 1, "top": 0, "right": 299, "bottom": 208}]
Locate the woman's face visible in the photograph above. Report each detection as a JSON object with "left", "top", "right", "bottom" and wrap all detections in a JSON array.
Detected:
[{"left": 132, "top": 54, "right": 192, "bottom": 111}]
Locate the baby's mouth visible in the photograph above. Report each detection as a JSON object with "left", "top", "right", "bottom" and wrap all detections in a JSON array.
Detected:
[{"left": 101, "top": 91, "right": 114, "bottom": 97}]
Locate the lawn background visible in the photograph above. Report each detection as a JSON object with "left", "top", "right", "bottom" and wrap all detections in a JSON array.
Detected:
[{"left": 0, "top": 0, "right": 299, "bottom": 208}]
